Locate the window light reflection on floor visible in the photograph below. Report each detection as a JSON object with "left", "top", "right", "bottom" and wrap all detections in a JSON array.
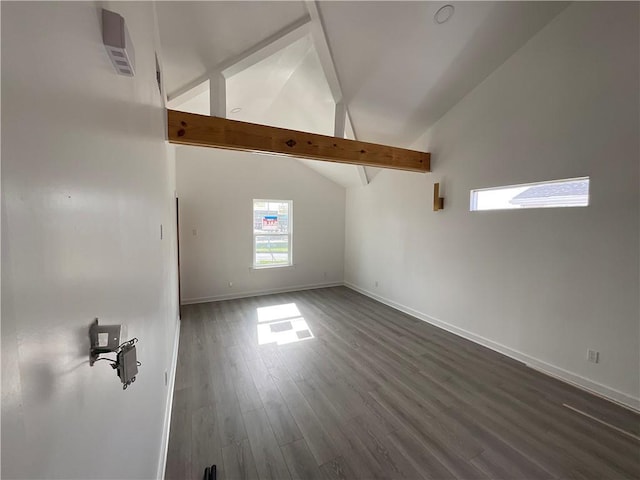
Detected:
[
  {"left": 256, "top": 303, "right": 314, "bottom": 346},
  {"left": 257, "top": 303, "right": 301, "bottom": 323}
]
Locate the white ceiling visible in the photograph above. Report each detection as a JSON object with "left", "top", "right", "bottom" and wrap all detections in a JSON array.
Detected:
[
  {"left": 226, "top": 35, "right": 334, "bottom": 135},
  {"left": 319, "top": 1, "right": 568, "bottom": 146},
  {"left": 156, "top": 2, "right": 307, "bottom": 94},
  {"left": 158, "top": 1, "right": 568, "bottom": 186}
]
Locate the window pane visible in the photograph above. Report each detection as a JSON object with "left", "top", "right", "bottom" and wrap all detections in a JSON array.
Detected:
[
  {"left": 255, "top": 235, "right": 290, "bottom": 266},
  {"left": 254, "top": 201, "right": 290, "bottom": 234},
  {"left": 470, "top": 177, "right": 589, "bottom": 211}
]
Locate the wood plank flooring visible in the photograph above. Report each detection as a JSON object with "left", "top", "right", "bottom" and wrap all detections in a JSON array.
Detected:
[{"left": 165, "top": 286, "right": 640, "bottom": 480}]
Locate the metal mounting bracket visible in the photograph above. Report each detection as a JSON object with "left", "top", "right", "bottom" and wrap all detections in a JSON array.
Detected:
[{"left": 89, "top": 318, "right": 121, "bottom": 366}]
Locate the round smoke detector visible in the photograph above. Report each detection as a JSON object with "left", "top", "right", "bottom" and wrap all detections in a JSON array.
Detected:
[{"left": 434, "top": 4, "right": 455, "bottom": 24}]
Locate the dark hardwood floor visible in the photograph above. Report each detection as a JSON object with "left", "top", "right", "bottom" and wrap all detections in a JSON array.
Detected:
[{"left": 165, "top": 286, "right": 640, "bottom": 480}]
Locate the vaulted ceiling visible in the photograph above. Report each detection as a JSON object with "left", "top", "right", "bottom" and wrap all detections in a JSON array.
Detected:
[{"left": 157, "top": 1, "right": 569, "bottom": 185}]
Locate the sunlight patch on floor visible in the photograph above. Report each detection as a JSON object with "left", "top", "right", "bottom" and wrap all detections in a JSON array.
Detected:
[{"left": 256, "top": 303, "right": 314, "bottom": 346}]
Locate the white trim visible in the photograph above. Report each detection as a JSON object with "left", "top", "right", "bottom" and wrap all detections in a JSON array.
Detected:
[
  {"left": 253, "top": 199, "right": 293, "bottom": 269},
  {"left": 357, "top": 166, "right": 369, "bottom": 186},
  {"left": 344, "top": 281, "right": 640, "bottom": 412},
  {"left": 167, "top": 76, "right": 208, "bottom": 106},
  {"left": 473, "top": 175, "right": 590, "bottom": 194},
  {"left": 181, "top": 282, "right": 343, "bottom": 305},
  {"left": 156, "top": 319, "right": 181, "bottom": 480},
  {"left": 220, "top": 17, "right": 311, "bottom": 79},
  {"left": 334, "top": 101, "right": 346, "bottom": 138},
  {"left": 344, "top": 110, "right": 356, "bottom": 140},
  {"left": 562, "top": 404, "right": 640, "bottom": 441},
  {"left": 209, "top": 71, "right": 226, "bottom": 118},
  {"left": 250, "top": 264, "right": 296, "bottom": 271},
  {"left": 304, "top": 0, "right": 343, "bottom": 103},
  {"left": 470, "top": 176, "right": 590, "bottom": 211}
]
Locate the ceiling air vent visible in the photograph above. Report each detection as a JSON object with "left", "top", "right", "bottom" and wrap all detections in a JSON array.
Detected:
[{"left": 102, "top": 9, "right": 135, "bottom": 77}]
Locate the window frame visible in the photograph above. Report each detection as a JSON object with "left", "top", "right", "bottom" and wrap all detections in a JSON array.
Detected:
[
  {"left": 252, "top": 199, "right": 293, "bottom": 269},
  {"left": 470, "top": 176, "right": 590, "bottom": 212}
]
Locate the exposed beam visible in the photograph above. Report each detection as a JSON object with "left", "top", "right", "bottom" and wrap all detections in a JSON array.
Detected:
[
  {"left": 209, "top": 71, "right": 226, "bottom": 118},
  {"left": 309, "top": 2, "right": 369, "bottom": 186},
  {"left": 344, "top": 109, "right": 356, "bottom": 140},
  {"left": 344, "top": 112, "right": 369, "bottom": 184},
  {"left": 334, "top": 102, "right": 368, "bottom": 186},
  {"left": 305, "top": 1, "right": 343, "bottom": 102},
  {"left": 168, "top": 110, "right": 430, "bottom": 173},
  {"left": 220, "top": 16, "right": 311, "bottom": 79},
  {"left": 334, "top": 101, "right": 347, "bottom": 138},
  {"left": 357, "top": 166, "right": 370, "bottom": 186}
]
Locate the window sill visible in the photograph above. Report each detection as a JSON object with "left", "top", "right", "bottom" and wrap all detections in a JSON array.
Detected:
[{"left": 250, "top": 264, "right": 296, "bottom": 271}]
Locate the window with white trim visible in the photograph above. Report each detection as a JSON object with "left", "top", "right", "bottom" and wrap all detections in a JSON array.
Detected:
[
  {"left": 470, "top": 177, "right": 589, "bottom": 211},
  {"left": 253, "top": 200, "right": 292, "bottom": 268}
]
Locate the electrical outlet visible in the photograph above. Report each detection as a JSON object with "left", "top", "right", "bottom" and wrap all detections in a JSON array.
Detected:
[
  {"left": 228, "top": 281, "right": 233, "bottom": 287},
  {"left": 587, "top": 349, "right": 600, "bottom": 363},
  {"left": 375, "top": 280, "right": 379, "bottom": 287},
  {"left": 160, "top": 224, "right": 163, "bottom": 240},
  {"left": 192, "top": 228, "right": 197, "bottom": 236}
]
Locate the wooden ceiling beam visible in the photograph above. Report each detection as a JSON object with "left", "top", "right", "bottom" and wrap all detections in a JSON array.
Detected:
[{"left": 167, "top": 110, "right": 430, "bottom": 173}]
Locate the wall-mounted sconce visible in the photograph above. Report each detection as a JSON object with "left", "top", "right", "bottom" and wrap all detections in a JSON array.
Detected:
[
  {"left": 102, "top": 9, "right": 135, "bottom": 76},
  {"left": 433, "top": 182, "right": 445, "bottom": 211},
  {"left": 89, "top": 319, "right": 140, "bottom": 390}
]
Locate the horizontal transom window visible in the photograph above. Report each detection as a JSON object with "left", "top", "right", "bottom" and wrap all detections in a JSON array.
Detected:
[{"left": 470, "top": 177, "right": 589, "bottom": 211}]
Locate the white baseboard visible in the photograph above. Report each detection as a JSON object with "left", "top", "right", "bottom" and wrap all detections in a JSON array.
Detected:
[
  {"left": 181, "top": 281, "right": 344, "bottom": 305},
  {"left": 156, "top": 318, "right": 181, "bottom": 480},
  {"left": 344, "top": 281, "right": 640, "bottom": 413}
]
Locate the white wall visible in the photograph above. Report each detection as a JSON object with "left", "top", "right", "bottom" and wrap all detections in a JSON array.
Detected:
[
  {"left": 1, "top": 2, "right": 179, "bottom": 478},
  {"left": 177, "top": 146, "right": 345, "bottom": 303},
  {"left": 345, "top": 2, "right": 639, "bottom": 409}
]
